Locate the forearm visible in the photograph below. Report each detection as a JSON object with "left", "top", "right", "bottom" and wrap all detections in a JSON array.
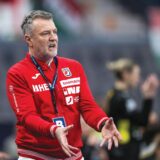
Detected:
[
  {"left": 80, "top": 102, "right": 109, "bottom": 131},
  {"left": 23, "top": 113, "right": 56, "bottom": 137}
]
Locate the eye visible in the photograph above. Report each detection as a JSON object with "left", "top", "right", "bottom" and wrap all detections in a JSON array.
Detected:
[
  {"left": 41, "top": 31, "right": 50, "bottom": 36},
  {"left": 53, "top": 29, "right": 57, "bottom": 34}
]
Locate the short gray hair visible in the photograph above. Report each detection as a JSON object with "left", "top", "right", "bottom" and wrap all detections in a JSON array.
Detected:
[{"left": 21, "top": 10, "right": 53, "bottom": 35}]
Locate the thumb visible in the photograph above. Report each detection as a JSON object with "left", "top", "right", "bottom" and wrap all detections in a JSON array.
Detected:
[
  {"left": 105, "top": 117, "right": 113, "bottom": 127},
  {"left": 64, "top": 124, "right": 74, "bottom": 132}
]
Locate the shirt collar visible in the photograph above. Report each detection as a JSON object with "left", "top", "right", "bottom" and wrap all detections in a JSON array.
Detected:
[{"left": 26, "top": 53, "right": 56, "bottom": 71}]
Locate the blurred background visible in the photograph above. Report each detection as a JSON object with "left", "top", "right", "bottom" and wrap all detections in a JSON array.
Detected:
[{"left": 0, "top": 0, "right": 160, "bottom": 159}]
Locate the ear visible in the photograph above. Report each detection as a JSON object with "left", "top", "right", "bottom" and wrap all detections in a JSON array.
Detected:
[{"left": 24, "top": 34, "right": 33, "bottom": 47}]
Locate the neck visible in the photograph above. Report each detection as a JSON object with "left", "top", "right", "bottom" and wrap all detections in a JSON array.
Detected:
[
  {"left": 46, "top": 58, "right": 53, "bottom": 67},
  {"left": 29, "top": 51, "right": 54, "bottom": 66},
  {"left": 115, "top": 80, "right": 128, "bottom": 91}
]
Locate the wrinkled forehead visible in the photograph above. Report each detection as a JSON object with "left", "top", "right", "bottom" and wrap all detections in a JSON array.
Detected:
[{"left": 32, "top": 18, "right": 57, "bottom": 32}]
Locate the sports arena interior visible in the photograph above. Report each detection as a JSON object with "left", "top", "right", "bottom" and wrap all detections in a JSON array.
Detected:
[{"left": 0, "top": 0, "right": 160, "bottom": 159}]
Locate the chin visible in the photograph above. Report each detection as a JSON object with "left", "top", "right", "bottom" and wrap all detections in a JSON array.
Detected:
[
  {"left": 52, "top": 53, "right": 57, "bottom": 57},
  {"left": 48, "top": 51, "right": 57, "bottom": 58},
  {"left": 53, "top": 52, "right": 57, "bottom": 57}
]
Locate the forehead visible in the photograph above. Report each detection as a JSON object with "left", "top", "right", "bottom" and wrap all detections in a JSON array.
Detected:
[{"left": 32, "top": 18, "right": 56, "bottom": 32}]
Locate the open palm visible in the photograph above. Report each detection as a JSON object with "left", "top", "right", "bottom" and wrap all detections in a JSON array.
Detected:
[
  {"left": 100, "top": 118, "right": 122, "bottom": 150},
  {"left": 55, "top": 124, "right": 79, "bottom": 157}
]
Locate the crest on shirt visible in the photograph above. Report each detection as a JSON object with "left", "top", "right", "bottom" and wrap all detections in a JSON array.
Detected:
[{"left": 62, "top": 68, "right": 72, "bottom": 77}]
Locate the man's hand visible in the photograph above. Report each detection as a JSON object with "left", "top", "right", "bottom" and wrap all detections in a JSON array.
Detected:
[
  {"left": 55, "top": 124, "right": 79, "bottom": 157},
  {"left": 100, "top": 118, "right": 122, "bottom": 150},
  {"left": 0, "top": 152, "right": 10, "bottom": 160}
]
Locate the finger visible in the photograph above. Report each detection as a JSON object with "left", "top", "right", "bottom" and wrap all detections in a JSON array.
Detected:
[
  {"left": 100, "top": 138, "right": 106, "bottom": 147},
  {"left": 105, "top": 117, "right": 114, "bottom": 129},
  {"left": 64, "top": 124, "right": 74, "bottom": 132},
  {"left": 61, "top": 139, "right": 72, "bottom": 157},
  {"left": 115, "top": 131, "right": 122, "bottom": 141},
  {"left": 108, "top": 138, "right": 113, "bottom": 150},
  {"left": 107, "top": 117, "right": 113, "bottom": 125},
  {"left": 63, "top": 144, "right": 77, "bottom": 157},
  {"left": 67, "top": 148, "right": 77, "bottom": 157},
  {"left": 62, "top": 145, "right": 71, "bottom": 157},
  {"left": 100, "top": 134, "right": 113, "bottom": 147},
  {"left": 100, "top": 136, "right": 109, "bottom": 147},
  {"left": 113, "top": 136, "right": 118, "bottom": 148},
  {"left": 68, "top": 145, "right": 79, "bottom": 151}
]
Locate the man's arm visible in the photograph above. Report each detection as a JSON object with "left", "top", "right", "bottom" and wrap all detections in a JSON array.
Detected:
[
  {"left": 6, "top": 70, "right": 58, "bottom": 137},
  {"left": 77, "top": 62, "right": 122, "bottom": 149},
  {"left": 6, "top": 69, "right": 79, "bottom": 157}
]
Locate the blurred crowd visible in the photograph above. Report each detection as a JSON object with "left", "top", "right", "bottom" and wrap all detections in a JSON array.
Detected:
[
  {"left": 81, "top": 59, "right": 160, "bottom": 160},
  {"left": 0, "top": 0, "right": 160, "bottom": 160},
  {"left": 0, "top": 0, "right": 152, "bottom": 40}
]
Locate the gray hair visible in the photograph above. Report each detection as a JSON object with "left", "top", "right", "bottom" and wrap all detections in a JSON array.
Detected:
[{"left": 21, "top": 10, "right": 53, "bottom": 35}]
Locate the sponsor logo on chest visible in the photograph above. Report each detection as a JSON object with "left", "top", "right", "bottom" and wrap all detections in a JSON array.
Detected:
[
  {"left": 60, "top": 77, "right": 81, "bottom": 105},
  {"left": 60, "top": 77, "right": 80, "bottom": 87},
  {"left": 32, "top": 77, "right": 81, "bottom": 105},
  {"left": 63, "top": 86, "right": 80, "bottom": 95},
  {"left": 32, "top": 77, "right": 81, "bottom": 93},
  {"left": 32, "top": 83, "right": 49, "bottom": 92}
]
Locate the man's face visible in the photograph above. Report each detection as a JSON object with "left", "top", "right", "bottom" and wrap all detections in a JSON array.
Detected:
[{"left": 28, "top": 18, "right": 58, "bottom": 59}]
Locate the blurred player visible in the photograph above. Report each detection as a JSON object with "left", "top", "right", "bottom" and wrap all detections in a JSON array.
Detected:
[
  {"left": 6, "top": 10, "right": 121, "bottom": 160},
  {"left": 105, "top": 58, "right": 159, "bottom": 160}
]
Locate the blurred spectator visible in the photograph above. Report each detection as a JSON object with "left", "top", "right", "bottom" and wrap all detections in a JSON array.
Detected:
[
  {"left": 0, "top": 151, "right": 10, "bottom": 160},
  {"left": 140, "top": 133, "right": 160, "bottom": 160},
  {"left": 139, "top": 112, "right": 160, "bottom": 160},
  {"left": 81, "top": 118, "right": 109, "bottom": 160},
  {"left": 0, "top": 0, "right": 147, "bottom": 40},
  {"left": 155, "top": 139, "right": 160, "bottom": 160},
  {"left": 105, "top": 58, "right": 159, "bottom": 160},
  {"left": 0, "top": 0, "right": 31, "bottom": 40}
]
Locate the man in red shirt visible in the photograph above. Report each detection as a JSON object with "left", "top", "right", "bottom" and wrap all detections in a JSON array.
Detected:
[{"left": 6, "top": 10, "right": 121, "bottom": 160}]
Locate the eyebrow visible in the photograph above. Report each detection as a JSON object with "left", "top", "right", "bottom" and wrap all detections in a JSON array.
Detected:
[{"left": 41, "top": 28, "right": 57, "bottom": 33}]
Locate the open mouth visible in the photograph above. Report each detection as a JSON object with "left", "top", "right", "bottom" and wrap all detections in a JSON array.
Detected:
[{"left": 48, "top": 43, "right": 56, "bottom": 49}]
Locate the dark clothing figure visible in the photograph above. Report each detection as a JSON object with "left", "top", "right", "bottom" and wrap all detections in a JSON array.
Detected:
[{"left": 106, "top": 88, "right": 153, "bottom": 160}]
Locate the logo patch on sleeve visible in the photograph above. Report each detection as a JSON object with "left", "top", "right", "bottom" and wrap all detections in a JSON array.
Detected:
[{"left": 62, "top": 68, "right": 72, "bottom": 77}]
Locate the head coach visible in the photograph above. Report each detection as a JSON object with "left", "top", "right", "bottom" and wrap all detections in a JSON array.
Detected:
[{"left": 6, "top": 10, "right": 121, "bottom": 160}]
